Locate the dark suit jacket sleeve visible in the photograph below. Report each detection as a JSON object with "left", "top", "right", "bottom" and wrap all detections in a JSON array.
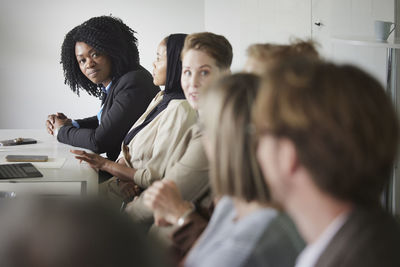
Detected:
[
  {"left": 75, "top": 115, "right": 99, "bottom": 129},
  {"left": 57, "top": 69, "right": 159, "bottom": 160}
]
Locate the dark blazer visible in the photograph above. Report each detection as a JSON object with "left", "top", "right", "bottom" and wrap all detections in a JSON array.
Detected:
[
  {"left": 57, "top": 66, "right": 159, "bottom": 161},
  {"left": 315, "top": 207, "right": 400, "bottom": 267}
]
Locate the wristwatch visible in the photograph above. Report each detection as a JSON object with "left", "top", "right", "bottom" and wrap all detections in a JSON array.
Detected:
[{"left": 177, "top": 202, "right": 196, "bottom": 226}]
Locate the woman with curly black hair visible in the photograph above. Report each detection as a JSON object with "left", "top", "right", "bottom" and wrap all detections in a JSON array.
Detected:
[
  {"left": 71, "top": 33, "right": 198, "bottom": 208},
  {"left": 46, "top": 16, "right": 159, "bottom": 161}
]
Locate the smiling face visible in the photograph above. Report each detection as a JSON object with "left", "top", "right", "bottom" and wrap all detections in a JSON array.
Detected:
[
  {"left": 152, "top": 41, "right": 167, "bottom": 86},
  {"left": 181, "top": 49, "right": 224, "bottom": 110},
  {"left": 75, "top": 42, "right": 112, "bottom": 87}
]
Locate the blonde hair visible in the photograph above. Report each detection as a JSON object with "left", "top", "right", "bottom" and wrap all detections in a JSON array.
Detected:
[
  {"left": 181, "top": 32, "right": 233, "bottom": 70},
  {"left": 201, "top": 73, "right": 270, "bottom": 203}
]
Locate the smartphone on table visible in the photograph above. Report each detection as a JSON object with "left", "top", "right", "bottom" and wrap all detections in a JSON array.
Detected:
[{"left": 0, "top": 138, "right": 37, "bottom": 146}]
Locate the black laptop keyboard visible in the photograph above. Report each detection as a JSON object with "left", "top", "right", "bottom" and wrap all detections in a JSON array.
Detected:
[{"left": 0, "top": 163, "right": 42, "bottom": 179}]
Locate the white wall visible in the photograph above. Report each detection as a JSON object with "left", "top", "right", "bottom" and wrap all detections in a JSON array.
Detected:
[
  {"left": 204, "top": 0, "right": 394, "bottom": 85},
  {"left": 0, "top": 0, "right": 395, "bottom": 129},
  {"left": 0, "top": 0, "right": 204, "bottom": 129},
  {"left": 312, "top": 0, "right": 394, "bottom": 85},
  {"left": 204, "top": 0, "right": 312, "bottom": 72}
]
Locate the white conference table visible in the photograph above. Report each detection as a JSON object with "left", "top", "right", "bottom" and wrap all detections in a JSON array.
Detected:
[{"left": 0, "top": 129, "right": 98, "bottom": 195}]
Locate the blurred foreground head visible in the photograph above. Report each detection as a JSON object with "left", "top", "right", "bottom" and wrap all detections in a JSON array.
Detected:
[
  {"left": 253, "top": 56, "right": 399, "bottom": 207},
  {"left": 0, "top": 197, "right": 163, "bottom": 267},
  {"left": 201, "top": 73, "right": 270, "bottom": 203}
]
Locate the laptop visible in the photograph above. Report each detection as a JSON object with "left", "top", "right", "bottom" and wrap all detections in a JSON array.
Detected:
[{"left": 0, "top": 163, "right": 43, "bottom": 179}]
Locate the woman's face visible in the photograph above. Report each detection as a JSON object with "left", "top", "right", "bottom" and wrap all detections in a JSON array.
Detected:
[
  {"left": 75, "top": 42, "right": 112, "bottom": 87},
  {"left": 181, "top": 49, "right": 223, "bottom": 110},
  {"left": 152, "top": 41, "right": 167, "bottom": 86}
]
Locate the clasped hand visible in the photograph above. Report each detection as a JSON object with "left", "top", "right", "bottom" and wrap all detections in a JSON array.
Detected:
[{"left": 46, "top": 112, "right": 72, "bottom": 135}]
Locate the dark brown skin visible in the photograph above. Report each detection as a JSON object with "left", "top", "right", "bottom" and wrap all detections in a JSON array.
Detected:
[{"left": 46, "top": 41, "right": 112, "bottom": 135}]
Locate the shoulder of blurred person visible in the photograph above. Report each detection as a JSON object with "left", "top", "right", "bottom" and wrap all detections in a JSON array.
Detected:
[
  {"left": 183, "top": 196, "right": 282, "bottom": 267},
  {"left": 315, "top": 206, "right": 400, "bottom": 267},
  {"left": 243, "top": 212, "right": 305, "bottom": 267}
]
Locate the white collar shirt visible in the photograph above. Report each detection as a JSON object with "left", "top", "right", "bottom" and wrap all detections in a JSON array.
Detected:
[{"left": 294, "top": 211, "right": 350, "bottom": 267}]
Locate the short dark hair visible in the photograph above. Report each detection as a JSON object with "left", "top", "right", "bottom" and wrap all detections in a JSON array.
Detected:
[
  {"left": 181, "top": 32, "right": 232, "bottom": 70},
  {"left": 61, "top": 16, "right": 139, "bottom": 97},
  {"left": 253, "top": 57, "right": 399, "bottom": 206}
]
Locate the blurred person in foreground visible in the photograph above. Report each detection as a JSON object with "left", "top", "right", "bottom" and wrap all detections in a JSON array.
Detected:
[
  {"left": 0, "top": 197, "right": 165, "bottom": 267},
  {"left": 254, "top": 57, "right": 400, "bottom": 267},
  {"left": 146, "top": 73, "right": 304, "bottom": 267}
]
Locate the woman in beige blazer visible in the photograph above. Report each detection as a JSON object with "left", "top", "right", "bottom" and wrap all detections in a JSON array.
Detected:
[{"left": 124, "top": 32, "right": 233, "bottom": 235}]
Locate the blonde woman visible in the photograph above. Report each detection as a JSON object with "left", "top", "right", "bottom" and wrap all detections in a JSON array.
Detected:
[{"left": 146, "top": 74, "right": 304, "bottom": 267}]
